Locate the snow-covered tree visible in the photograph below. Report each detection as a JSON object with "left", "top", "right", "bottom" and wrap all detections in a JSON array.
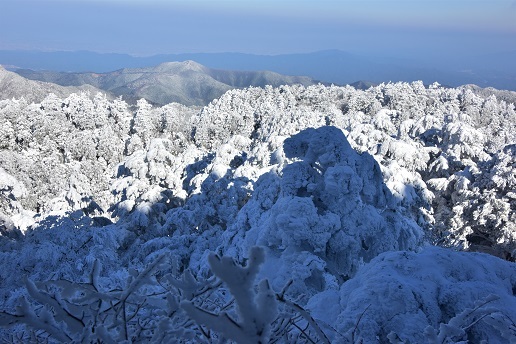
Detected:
[{"left": 1, "top": 81, "right": 515, "bottom": 342}]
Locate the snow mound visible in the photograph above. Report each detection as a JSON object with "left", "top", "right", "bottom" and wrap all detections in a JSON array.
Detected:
[
  {"left": 223, "top": 126, "right": 423, "bottom": 296},
  {"left": 308, "top": 245, "right": 516, "bottom": 343}
]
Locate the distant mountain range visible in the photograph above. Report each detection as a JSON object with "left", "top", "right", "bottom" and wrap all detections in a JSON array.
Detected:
[
  {"left": 1, "top": 49, "right": 515, "bottom": 91},
  {"left": 12, "top": 60, "right": 317, "bottom": 106},
  {"left": 3, "top": 61, "right": 516, "bottom": 108}
]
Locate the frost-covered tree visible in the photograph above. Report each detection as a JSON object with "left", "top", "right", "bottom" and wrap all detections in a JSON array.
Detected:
[
  {"left": 308, "top": 246, "right": 516, "bottom": 343},
  {"left": 220, "top": 127, "right": 423, "bottom": 301}
]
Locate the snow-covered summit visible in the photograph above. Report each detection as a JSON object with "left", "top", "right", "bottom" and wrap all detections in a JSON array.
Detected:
[{"left": 155, "top": 60, "right": 209, "bottom": 74}]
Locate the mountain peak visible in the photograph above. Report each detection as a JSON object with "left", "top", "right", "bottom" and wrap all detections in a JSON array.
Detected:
[
  {"left": 183, "top": 60, "right": 203, "bottom": 69},
  {"left": 156, "top": 60, "right": 207, "bottom": 73}
]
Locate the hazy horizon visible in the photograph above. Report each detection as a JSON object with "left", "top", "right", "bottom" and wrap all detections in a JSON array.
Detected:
[{"left": 1, "top": 0, "right": 515, "bottom": 60}]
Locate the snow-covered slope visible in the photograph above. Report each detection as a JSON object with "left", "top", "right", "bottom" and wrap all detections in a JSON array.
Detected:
[
  {"left": 0, "top": 82, "right": 515, "bottom": 342},
  {"left": 0, "top": 66, "right": 103, "bottom": 104}
]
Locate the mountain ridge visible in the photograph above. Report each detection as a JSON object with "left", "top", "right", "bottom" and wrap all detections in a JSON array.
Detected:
[{"left": 15, "top": 61, "right": 318, "bottom": 106}]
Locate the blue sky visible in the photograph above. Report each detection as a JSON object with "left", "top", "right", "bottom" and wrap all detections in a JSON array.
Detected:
[{"left": 1, "top": 0, "right": 515, "bottom": 57}]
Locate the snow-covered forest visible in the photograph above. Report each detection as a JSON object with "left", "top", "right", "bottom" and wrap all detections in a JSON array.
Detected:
[{"left": 1, "top": 82, "right": 515, "bottom": 342}]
